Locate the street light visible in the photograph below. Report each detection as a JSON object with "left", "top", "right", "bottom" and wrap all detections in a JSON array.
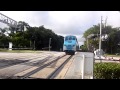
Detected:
[{"left": 49, "top": 38, "right": 52, "bottom": 51}]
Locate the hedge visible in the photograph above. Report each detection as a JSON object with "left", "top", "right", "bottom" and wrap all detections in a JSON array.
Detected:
[{"left": 94, "top": 63, "right": 120, "bottom": 79}]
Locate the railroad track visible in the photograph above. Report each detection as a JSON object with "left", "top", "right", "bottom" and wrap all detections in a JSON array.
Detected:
[
  {"left": 19, "top": 55, "right": 66, "bottom": 79},
  {"left": 0, "top": 53, "right": 64, "bottom": 78},
  {"left": 6, "top": 55, "right": 73, "bottom": 79},
  {"left": 47, "top": 55, "right": 73, "bottom": 79},
  {"left": 0, "top": 55, "right": 53, "bottom": 79},
  {"left": 0, "top": 54, "right": 52, "bottom": 69}
]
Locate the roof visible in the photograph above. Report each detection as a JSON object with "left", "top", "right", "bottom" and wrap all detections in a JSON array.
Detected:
[{"left": 65, "top": 35, "right": 76, "bottom": 37}]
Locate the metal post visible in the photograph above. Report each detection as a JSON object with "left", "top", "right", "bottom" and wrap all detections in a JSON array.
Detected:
[
  {"left": 82, "top": 55, "right": 85, "bottom": 79},
  {"left": 9, "top": 42, "right": 12, "bottom": 50},
  {"left": 30, "top": 40, "right": 31, "bottom": 48},
  {"left": 49, "top": 38, "right": 51, "bottom": 51},
  {"left": 34, "top": 40, "right": 35, "bottom": 50},
  {"left": 87, "top": 38, "right": 89, "bottom": 51},
  {"left": 99, "top": 16, "right": 102, "bottom": 62}
]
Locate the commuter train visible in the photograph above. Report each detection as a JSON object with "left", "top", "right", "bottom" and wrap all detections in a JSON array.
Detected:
[{"left": 63, "top": 35, "right": 79, "bottom": 55}]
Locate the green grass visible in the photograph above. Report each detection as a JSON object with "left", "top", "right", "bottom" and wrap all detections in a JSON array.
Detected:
[
  {"left": 0, "top": 49, "right": 42, "bottom": 53},
  {"left": 104, "top": 54, "right": 120, "bottom": 57}
]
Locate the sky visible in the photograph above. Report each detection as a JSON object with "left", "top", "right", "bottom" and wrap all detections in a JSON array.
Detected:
[{"left": 0, "top": 11, "right": 120, "bottom": 46}]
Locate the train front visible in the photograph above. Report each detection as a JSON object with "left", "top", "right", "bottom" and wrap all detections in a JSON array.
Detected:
[{"left": 63, "top": 36, "right": 76, "bottom": 55}]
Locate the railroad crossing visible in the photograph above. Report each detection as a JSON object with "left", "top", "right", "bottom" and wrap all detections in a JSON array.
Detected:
[{"left": 0, "top": 51, "right": 93, "bottom": 79}]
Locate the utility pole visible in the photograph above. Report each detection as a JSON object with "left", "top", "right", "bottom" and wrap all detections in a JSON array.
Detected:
[
  {"left": 30, "top": 40, "right": 31, "bottom": 48},
  {"left": 86, "top": 37, "right": 89, "bottom": 51},
  {"left": 49, "top": 38, "right": 51, "bottom": 51},
  {"left": 34, "top": 40, "right": 35, "bottom": 50},
  {"left": 104, "top": 16, "right": 108, "bottom": 28},
  {"left": 99, "top": 16, "right": 102, "bottom": 62}
]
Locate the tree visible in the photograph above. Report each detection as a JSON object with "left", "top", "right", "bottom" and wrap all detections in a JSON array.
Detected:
[
  {"left": 1, "top": 21, "right": 64, "bottom": 51},
  {"left": 83, "top": 24, "right": 120, "bottom": 54},
  {"left": 18, "top": 21, "right": 30, "bottom": 31},
  {"left": 11, "top": 25, "right": 64, "bottom": 51},
  {"left": 80, "top": 45, "right": 87, "bottom": 52},
  {"left": 0, "top": 28, "right": 11, "bottom": 48}
]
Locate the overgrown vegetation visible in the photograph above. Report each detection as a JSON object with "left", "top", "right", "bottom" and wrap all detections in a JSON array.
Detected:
[{"left": 94, "top": 63, "right": 120, "bottom": 79}]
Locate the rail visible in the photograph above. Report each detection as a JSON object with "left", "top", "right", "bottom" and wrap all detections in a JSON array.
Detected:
[
  {"left": 13, "top": 55, "right": 66, "bottom": 79},
  {"left": 47, "top": 55, "right": 73, "bottom": 79}
]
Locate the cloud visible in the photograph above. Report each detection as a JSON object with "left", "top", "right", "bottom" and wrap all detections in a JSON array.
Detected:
[
  {"left": 0, "top": 11, "right": 120, "bottom": 46},
  {"left": 0, "top": 22, "right": 8, "bottom": 28}
]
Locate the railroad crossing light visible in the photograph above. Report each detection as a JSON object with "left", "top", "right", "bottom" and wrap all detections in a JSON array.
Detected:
[
  {"left": 105, "top": 34, "right": 108, "bottom": 39},
  {"left": 101, "top": 34, "right": 108, "bottom": 41}
]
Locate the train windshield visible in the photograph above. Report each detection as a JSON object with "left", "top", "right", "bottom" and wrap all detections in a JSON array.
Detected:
[
  {"left": 65, "top": 37, "right": 68, "bottom": 41},
  {"left": 69, "top": 37, "right": 72, "bottom": 40},
  {"left": 65, "top": 36, "right": 76, "bottom": 41},
  {"left": 73, "top": 37, "right": 75, "bottom": 40}
]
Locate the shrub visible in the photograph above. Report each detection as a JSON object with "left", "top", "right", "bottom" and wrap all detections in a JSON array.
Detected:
[{"left": 94, "top": 63, "right": 120, "bottom": 79}]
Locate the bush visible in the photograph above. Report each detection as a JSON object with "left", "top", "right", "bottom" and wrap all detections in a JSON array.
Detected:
[
  {"left": 94, "top": 63, "right": 120, "bottom": 79},
  {"left": 116, "top": 53, "right": 120, "bottom": 55}
]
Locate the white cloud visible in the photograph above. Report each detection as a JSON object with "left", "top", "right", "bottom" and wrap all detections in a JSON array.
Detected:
[{"left": 0, "top": 22, "right": 8, "bottom": 28}]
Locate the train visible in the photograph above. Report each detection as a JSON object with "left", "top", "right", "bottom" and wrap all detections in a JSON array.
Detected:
[{"left": 63, "top": 35, "right": 79, "bottom": 55}]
